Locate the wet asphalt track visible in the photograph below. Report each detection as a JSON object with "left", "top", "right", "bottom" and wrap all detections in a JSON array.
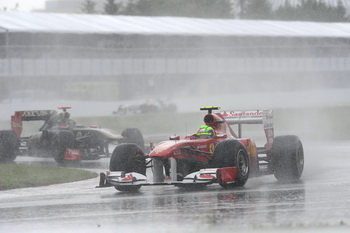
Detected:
[{"left": 1, "top": 141, "right": 350, "bottom": 233}]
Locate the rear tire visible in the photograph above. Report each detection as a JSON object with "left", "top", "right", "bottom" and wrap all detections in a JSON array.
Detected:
[
  {"left": 121, "top": 128, "right": 145, "bottom": 151},
  {"left": 0, "top": 130, "right": 19, "bottom": 163},
  {"left": 212, "top": 139, "right": 249, "bottom": 188},
  {"left": 110, "top": 143, "right": 146, "bottom": 192},
  {"left": 268, "top": 135, "right": 304, "bottom": 182}
]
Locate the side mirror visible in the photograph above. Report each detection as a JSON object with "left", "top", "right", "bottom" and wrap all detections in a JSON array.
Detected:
[{"left": 169, "top": 136, "right": 180, "bottom": 140}]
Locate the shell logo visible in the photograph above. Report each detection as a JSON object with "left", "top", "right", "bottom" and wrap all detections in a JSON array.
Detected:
[
  {"left": 76, "top": 131, "right": 83, "bottom": 138},
  {"left": 209, "top": 143, "right": 215, "bottom": 153}
]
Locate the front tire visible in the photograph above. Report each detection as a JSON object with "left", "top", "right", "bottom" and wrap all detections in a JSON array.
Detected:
[
  {"left": 110, "top": 143, "right": 146, "bottom": 192},
  {"left": 212, "top": 139, "right": 249, "bottom": 188},
  {"left": 51, "top": 130, "right": 75, "bottom": 164},
  {"left": 268, "top": 135, "right": 304, "bottom": 182}
]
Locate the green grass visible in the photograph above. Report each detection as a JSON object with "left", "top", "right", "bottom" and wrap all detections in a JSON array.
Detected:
[{"left": 0, "top": 164, "right": 98, "bottom": 190}]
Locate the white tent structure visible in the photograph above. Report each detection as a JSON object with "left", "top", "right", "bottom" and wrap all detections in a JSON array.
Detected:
[{"left": 1, "top": 12, "right": 350, "bottom": 37}]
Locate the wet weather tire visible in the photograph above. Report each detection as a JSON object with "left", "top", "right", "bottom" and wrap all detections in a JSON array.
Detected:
[
  {"left": 51, "top": 130, "right": 75, "bottom": 164},
  {"left": 110, "top": 143, "right": 146, "bottom": 192},
  {"left": 121, "top": 128, "right": 145, "bottom": 151},
  {"left": 268, "top": 135, "right": 304, "bottom": 182},
  {"left": 212, "top": 139, "right": 249, "bottom": 188},
  {"left": 0, "top": 130, "right": 19, "bottom": 163}
]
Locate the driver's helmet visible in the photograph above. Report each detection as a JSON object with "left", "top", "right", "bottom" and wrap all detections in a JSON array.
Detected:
[
  {"left": 63, "top": 112, "right": 70, "bottom": 119},
  {"left": 58, "top": 112, "right": 64, "bottom": 120},
  {"left": 197, "top": 125, "right": 215, "bottom": 138}
]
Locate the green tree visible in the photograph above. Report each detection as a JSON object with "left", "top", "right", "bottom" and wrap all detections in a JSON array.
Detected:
[
  {"left": 104, "top": 0, "right": 120, "bottom": 15},
  {"left": 81, "top": 0, "right": 96, "bottom": 14},
  {"left": 273, "top": 0, "right": 296, "bottom": 20},
  {"left": 308, "top": 0, "right": 348, "bottom": 22},
  {"left": 242, "top": 0, "right": 273, "bottom": 19},
  {"left": 232, "top": 0, "right": 247, "bottom": 19},
  {"left": 334, "top": 0, "right": 349, "bottom": 21},
  {"left": 274, "top": 0, "right": 348, "bottom": 22},
  {"left": 194, "top": 0, "right": 232, "bottom": 18},
  {"left": 122, "top": 0, "right": 232, "bottom": 18},
  {"left": 122, "top": 0, "right": 139, "bottom": 15}
]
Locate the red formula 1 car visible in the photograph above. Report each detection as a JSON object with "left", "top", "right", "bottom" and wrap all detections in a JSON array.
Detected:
[{"left": 99, "top": 106, "right": 304, "bottom": 192}]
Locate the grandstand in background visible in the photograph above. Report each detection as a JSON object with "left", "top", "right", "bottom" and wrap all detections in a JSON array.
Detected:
[{"left": 1, "top": 12, "right": 350, "bottom": 101}]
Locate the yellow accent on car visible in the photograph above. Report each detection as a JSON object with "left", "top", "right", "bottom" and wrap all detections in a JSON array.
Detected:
[{"left": 209, "top": 143, "right": 215, "bottom": 153}]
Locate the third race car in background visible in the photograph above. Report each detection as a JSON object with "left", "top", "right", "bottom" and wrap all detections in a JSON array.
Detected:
[
  {"left": 113, "top": 98, "right": 177, "bottom": 115},
  {"left": 99, "top": 106, "right": 304, "bottom": 192},
  {"left": 11, "top": 106, "right": 145, "bottom": 164}
]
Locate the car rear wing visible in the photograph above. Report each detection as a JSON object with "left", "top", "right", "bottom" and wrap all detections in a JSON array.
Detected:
[
  {"left": 220, "top": 110, "right": 274, "bottom": 149},
  {"left": 11, "top": 110, "right": 56, "bottom": 137}
]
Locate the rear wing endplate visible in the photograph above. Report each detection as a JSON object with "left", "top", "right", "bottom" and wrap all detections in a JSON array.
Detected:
[
  {"left": 220, "top": 110, "right": 274, "bottom": 149},
  {"left": 11, "top": 110, "right": 56, "bottom": 137}
]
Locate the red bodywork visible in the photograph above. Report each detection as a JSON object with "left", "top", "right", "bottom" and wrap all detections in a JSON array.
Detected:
[
  {"left": 149, "top": 111, "right": 260, "bottom": 176},
  {"left": 11, "top": 110, "right": 55, "bottom": 137},
  {"left": 217, "top": 167, "right": 238, "bottom": 183},
  {"left": 11, "top": 111, "right": 23, "bottom": 137},
  {"left": 64, "top": 149, "right": 81, "bottom": 160}
]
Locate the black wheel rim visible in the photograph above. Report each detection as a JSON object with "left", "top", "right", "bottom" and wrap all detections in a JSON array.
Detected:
[{"left": 237, "top": 149, "right": 249, "bottom": 176}]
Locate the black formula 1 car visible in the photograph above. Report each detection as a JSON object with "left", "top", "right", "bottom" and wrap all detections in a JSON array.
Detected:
[
  {"left": 99, "top": 106, "right": 304, "bottom": 192},
  {"left": 11, "top": 106, "right": 144, "bottom": 164}
]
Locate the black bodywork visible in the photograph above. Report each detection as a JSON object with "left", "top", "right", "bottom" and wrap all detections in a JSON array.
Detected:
[{"left": 11, "top": 108, "right": 144, "bottom": 163}]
